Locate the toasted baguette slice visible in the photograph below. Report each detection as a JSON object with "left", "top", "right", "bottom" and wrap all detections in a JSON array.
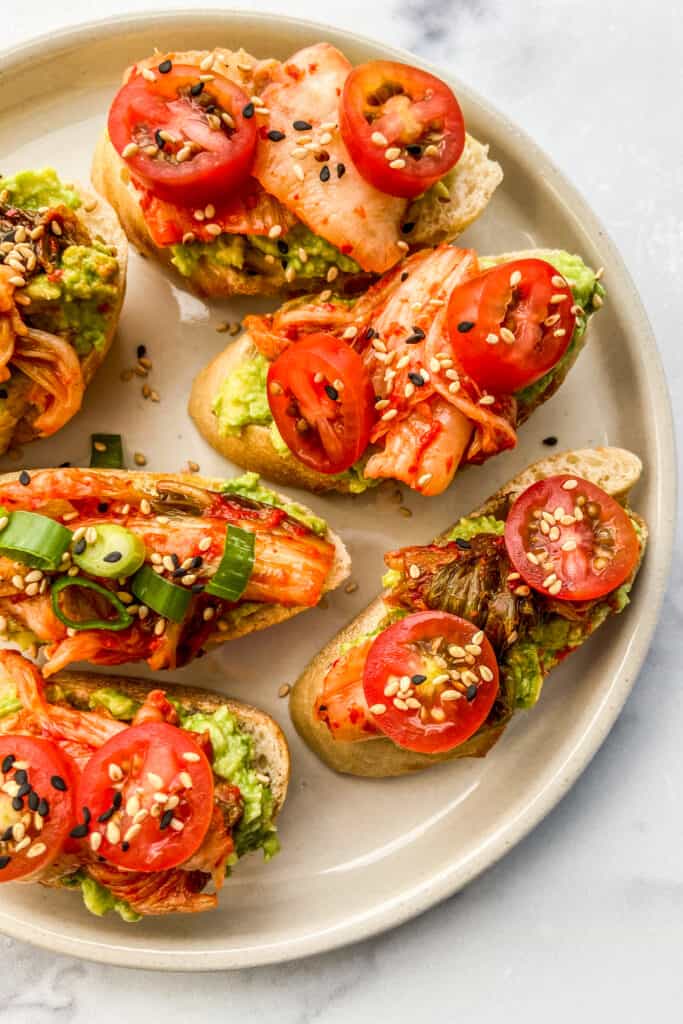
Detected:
[
  {"left": 290, "top": 447, "right": 647, "bottom": 778},
  {"left": 46, "top": 670, "right": 289, "bottom": 814},
  {"left": 1, "top": 181, "right": 127, "bottom": 453},
  {"left": 91, "top": 47, "right": 501, "bottom": 298},
  {"left": 0, "top": 468, "right": 350, "bottom": 649},
  {"left": 189, "top": 249, "right": 600, "bottom": 495}
]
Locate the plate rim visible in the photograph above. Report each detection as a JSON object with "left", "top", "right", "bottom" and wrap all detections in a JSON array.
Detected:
[{"left": 0, "top": 7, "right": 676, "bottom": 971}]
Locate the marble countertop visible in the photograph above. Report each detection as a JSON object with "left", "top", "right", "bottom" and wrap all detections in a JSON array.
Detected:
[{"left": 2, "top": 0, "right": 681, "bottom": 1019}]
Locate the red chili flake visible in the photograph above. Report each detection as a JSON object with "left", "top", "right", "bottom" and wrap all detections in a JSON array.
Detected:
[
  {"left": 284, "top": 63, "right": 303, "bottom": 80},
  {"left": 341, "top": 243, "right": 353, "bottom": 255},
  {"left": 47, "top": 270, "right": 63, "bottom": 283}
]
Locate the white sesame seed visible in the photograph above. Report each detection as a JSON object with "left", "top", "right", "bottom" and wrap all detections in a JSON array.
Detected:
[
  {"left": 510, "top": 270, "right": 522, "bottom": 287},
  {"left": 90, "top": 831, "right": 102, "bottom": 853},
  {"left": 549, "top": 526, "right": 561, "bottom": 541},
  {"left": 293, "top": 164, "right": 305, "bottom": 182},
  {"left": 465, "top": 644, "right": 482, "bottom": 656},
  {"left": 85, "top": 526, "right": 98, "bottom": 545},
  {"left": 182, "top": 751, "right": 201, "bottom": 763},
  {"left": 126, "top": 795, "right": 140, "bottom": 817},
  {"left": 542, "top": 573, "right": 558, "bottom": 587},
  {"left": 141, "top": 67, "right": 156, "bottom": 82},
  {"left": 108, "top": 763, "right": 123, "bottom": 782},
  {"left": 479, "top": 395, "right": 495, "bottom": 405},
  {"left": 371, "top": 130, "right": 388, "bottom": 146},
  {"left": 342, "top": 325, "right": 358, "bottom": 340},
  {"left": 14, "top": 836, "right": 30, "bottom": 853},
  {"left": 561, "top": 539, "right": 577, "bottom": 552},
  {"left": 179, "top": 771, "right": 193, "bottom": 789},
  {"left": 544, "top": 313, "right": 560, "bottom": 327},
  {"left": 549, "top": 580, "right": 562, "bottom": 595},
  {"left": 389, "top": 158, "right": 406, "bottom": 169},
  {"left": 327, "top": 266, "right": 339, "bottom": 283},
  {"left": 479, "top": 665, "right": 494, "bottom": 682},
  {"left": 551, "top": 275, "right": 566, "bottom": 288},
  {"left": 393, "top": 698, "right": 409, "bottom": 711},
  {"left": 554, "top": 328, "right": 566, "bottom": 338},
  {"left": 500, "top": 327, "right": 516, "bottom": 344},
  {"left": 417, "top": 472, "right": 432, "bottom": 488},
  {"left": 486, "top": 333, "right": 499, "bottom": 345},
  {"left": 11, "top": 823, "right": 25, "bottom": 842},
  {"left": 549, "top": 293, "right": 567, "bottom": 304},
  {"left": 381, "top": 408, "right": 398, "bottom": 421},
  {"left": 397, "top": 240, "right": 410, "bottom": 251},
  {"left": 441, "top": 690, "right": 460, "bottom": 702},
  {"left": 432, "top": 673, "right": 450, "bottom": 686},
  {"left": 431, "top": 708, "right": 446, "bottom": 722},
  {"left": 124, "top": 824, "right": 142, "bottom": 844},
  {"left": 370, "top": 703, "right": 387, "bottom": 715},
  {"left": 385, "top": 146, "right": 401, "bottom": 160},
  {"left": 26, "top": 841, "right": 47, "bottom": 859},
  {"left": 106, "top": 822, "right": 121, "bottom": 845},
  {"left": 134, "top": 809, "right": 149, "bottom": 825},
  {"left": 140, "top": 499, "right": 152, "bottom": 515},
  {"left": 122, "top": 142, "right": 139, "bottom": 159},
  {"left": 200, "top": 53, "right": 214, "bottom": 70},
  {"left": 268, "top": 224, "right": 282, "bottom": 239},
  {"left": 408, "top": 563, "right": 420, "bottom": 580},
  {"left": 147, "top": 772, "right": 163, "bottom": 789},
  {"left": 153, "top": 791, "right": 168, "bottom": 804},
  {"left": 562, "top": 478, "right": 578, "bottom": 490}
]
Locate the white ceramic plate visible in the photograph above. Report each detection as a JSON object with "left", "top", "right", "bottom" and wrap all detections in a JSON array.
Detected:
[{"left": 0, "top": 11, "right": 674, "bottom": 970}]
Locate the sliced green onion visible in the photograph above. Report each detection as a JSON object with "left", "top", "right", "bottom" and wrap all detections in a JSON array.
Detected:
[
  {"left": 131, "top": 565, "right": 191, "bottom": 622},
  {"left": 0, "top": 511, "right": 72, "bottom": 570},
  {"left": 206, "top": 525, "right": 255, "bottom": 602},
  {"left": 73, "top": 524, "right": 145, "bottom": 579},
  {"left": 90, "top": 434, "right": 124, "bottom": 469},
  {"left": 51, "top": 576, "right": 134, "bottom": 632}
]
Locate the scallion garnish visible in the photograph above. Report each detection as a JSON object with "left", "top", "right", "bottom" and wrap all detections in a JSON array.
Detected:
[
  {"left": 90, "top": 434, "right": 124, "bottom": 469},
  {"left": 0, "top": 511, "right": 72, "bottom": 570},
  {"left": 131, "top": 565, "right": 191, "bottom": 622},
  {"left": 51, "top": 577, "right": 134, "bottom": 631},
  {"left": 205, "top": 525, "right": 255, "bottom": 602}
]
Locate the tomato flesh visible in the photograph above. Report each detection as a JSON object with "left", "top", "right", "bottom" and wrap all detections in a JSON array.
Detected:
[
  {"left": 363, "top": 611, "right": 499, "bottom": 753},
  {"left": 341, "top": 61, "right": 465, "bottom": 198},
  {"left": 267, "top": 333, "right": 375, "bottom": 475},
  {"left": 0, "top": 736, "right": 77, "bottom": 882},
  {"left": 504, "top": 475, "right": 640, "bottom": 602},
  {"left": 108, "top": 63, "right": 257, "bottom": 206},
  {"left": 77, "top": 722, "right": 213, "bottom": 872},
  {"left": 446, "top": 259, "right": 577, "bottom": 393}
]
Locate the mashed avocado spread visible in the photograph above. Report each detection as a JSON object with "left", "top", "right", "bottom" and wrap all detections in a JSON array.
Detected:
[
  {"left": 46, "top": 686, "right": 280, "bottom": 922},
  {"left": 171, "top": 222, "right": 360, "bottom": 282},
  {"left": 221, "top": 471, "right": 327, "bottom": 535},
  {"left": 2, "top": 169, "right": 119, "bottom": 355}
]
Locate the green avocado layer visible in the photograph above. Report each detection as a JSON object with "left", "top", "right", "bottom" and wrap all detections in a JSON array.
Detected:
[
  {"left": 1, "top": 168, "right": 119, "bottom": 356},
  {"left": 208, "top": 249, "right": 600, "bottom": 491},
  {"left": 170, "top": 222, "right": 360, "bottom": 282}
]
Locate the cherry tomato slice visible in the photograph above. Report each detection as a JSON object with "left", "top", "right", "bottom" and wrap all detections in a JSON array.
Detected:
[
  {"left": 504, "top": 475, "right": 640, "bottom": 602},
  {"left": 108, "top": 64, "right": 257, "bottom": 206},
  {"left": 341, "top": 61, "right": 465, "bottom": 198},
  {"left": 78, "top": 722, "right": 213, "bottom": 872},
  {"left": 446, "top": 259, "right": 577, "bottom": 393},
  {"left": 0, "top": 736, "right": 77, "bottom": 882},
  {"left": 267, "top": 333, "right": 375, "bottom": 475},
  {"left": 363, "top": 611, "right": 499, "bottom": 754}
]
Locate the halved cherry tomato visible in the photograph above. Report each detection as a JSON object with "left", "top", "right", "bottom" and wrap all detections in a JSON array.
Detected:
[
  {"left": 78, "top": 722, "right": 213, "bottom": 872},
  {"left": 505, "top": 475, "right": 640, "bottom": 602},
  {"left": 0, "top": 736, "right": 77, "bottom": 882},
  {"left": 446, "top": 259, "right": 577, "bottom": 393},
  {"left": 363, "top": 611, "right": 499, "bottom": 754},
  {"left": 341, "top": 61, "right": 465, "bottom": 198},
  {"left": 267, "top": 333, "right": 375, "bottom": 475},
  {"left": 108, "top": 64, "right": 257, "bottom": 206}
]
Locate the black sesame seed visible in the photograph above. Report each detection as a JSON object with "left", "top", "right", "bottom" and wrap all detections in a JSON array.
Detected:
[
  {"left": 0, "top": 389, "right": 7, "bottom": 399},
  {"left": 112, "top": 791, "right": 123, "bottom": 810},
  {"left": 1, "top": 827, "right": 13, "bottom": 842},
  {"left": 336, "top": 162, "right": 346, "bottom": 178},
  {"left": 293, "top": 120, "right": 312, "bottom": 131},
  {"left": 103, "top": 551, "right": 122, "bottom": 563},
  {"left": 191, "top": 583, "right": 205, "bottom": 594},
  {"left": 365, "top": 327, "right": 376, "bottom": 341},
  {"left": 466, "top": 684, "right": 478, "bottom": 702},
  {"left": 19, "top": 470, "right": 30, "bottom": 486},
  {"left": 98, "top": 807, "right": 115, "bottom": 823},
  {"left": 159, "top": 808, "right": 174, "bottom": 831},
  {"left": 158, "top": 59, "right": 172, "bottom": 74},
  {"left": 401, "top": 271, "right": 409, "bottom": 282},
  {"left": 455, "top": 538, "right": 471, "bottom": 550},
  {"left": 59, "top": 462, "right": 71, "bottom": 468},
  {"left": 280, "top": 258, "right": 288, "bottom": 270},
  {"left": 406, "top": 144, "right": 422, "bottom": 157},
  {"left": 28, "top": 791, "right": 39, "bottom": 811},
  {"left": 324, "top": 384, "right": 339, "bottom": 401},
  {"left": 242, "top": 102, "right": 255, "bottom": 118},
  {"left": 0, "top": 856, "right": 11, "bottom": 869},
  {"left": 69, "top": 823, "right": 89, "bottom": 839},
  {"left": 11, "top": 797, "right": 23, "bottom": 811},
  {"left": 16, "top": 783, "right": 30, "bottom": 798},
  {"left": 408, "top": 371, "right": 425, "bottom": 387},
  {"left": 137, "top": 344, "right": 147, "bottom": 359},
  {"left": 277, "top": 239, "right": 289, "bottom": 254},
  {"left": 121, "top": 841, "right": 130, "bottom": 852},
  {"left": 1, "top": 754, "right": 14, "bottom": 773},
  {"left": 73, "top": 538, "right": 86, "bottom": 556},
  {"left": 405, "top": 326, "right": 425, "bottom": 344},
  {"left": 171, "top": 553, "right": 180, "bottom": 569},
  {"left": 50, "top": 775, "right": 67, "bottom": 792},
  {"left": 543, "top": 435, "right": 558, "bottom": 447},
  {"left": 13, "top": 769, "right": 27, "bottom": 785},
  {"left": 190, "top": 556, "right": 203, "bottom": 570},
  {"left": 411, "top": 674, "right": 427, "bottom": 685},
  {"left": 401, "top": 222, "right": 415, "bottom": 234},
  {"left": 267, "top": 129, "right": 286, "bottom": 142},
  {"left": 319, "top": 165, "right": 331, "bottom": 182},
  {"left": 457, "top": 321, "right": 475, "bottom": 333},
  {"left": 38, "top": 798, "right": 49, "bottom": 818},
  {"left": 97, "top": 502, "right": 109, "bottom": 513},
  {"left": 172, "top": 566, "right": 186, "bottom": 578},
  {"left": 82, "top": 806, "right": 91, "bottom": 824},
  {"left": 155, "top": 129, "right": 165, "bottom": 149},
  {"left": 190, "top": 81, "right": 204, "bottom": 97}
]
